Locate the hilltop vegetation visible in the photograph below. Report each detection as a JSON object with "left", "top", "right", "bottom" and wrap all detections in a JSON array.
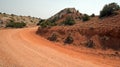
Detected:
[{"left": 100, "top": 2, "right": 120, "bottom": 18}]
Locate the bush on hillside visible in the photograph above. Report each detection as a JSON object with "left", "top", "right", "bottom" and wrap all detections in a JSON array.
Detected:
[
  {"left": 64, "top": 35, "right": 74, "bottom": 44},
  {"left": 50, "top": 17, "right": 59, "bottom": 23},
  {"left": 82, "top": 14, "right": 90, "bottom": 21},
  {"left": 37, "top": 19, "right": 44, "bottom": 25},
  {"left": 46, "top": 21, "right": 56, "bottom": 26},
  {"left": 6, "top": 21, "right": 26, "bottom": 28},
  {"left": 40, "top": 20, "right": 56, "bottom": 28},
  {"left": 67, "top": 9, "right": 72, "bottom": 13},
  {"left": 48, "top": 33, "right": 57, "bottom": 41},
  {"left": 15, "top": 22, "right": 26, "bottom": 28},
  {"left": 86, "top": 40, "right": 95, "bottom": 48},
  {"left": 91, "top": 14, "right": 95, "bottom": 17},
  {"left": 31, "top": 20, "right": 33, "bottom": 23},
  {"left": 40, "top": 21, "right": 47, "bottom": 28},
  {"left": 99, "top": 2, "right": 120, "bottom": 18},
  {"left": 3, "top": 13, "right": 6, "bottom": 15},
  {"left": 6, "top": 22, "right": 14, "bottom": 27},
  {"left": 62, "top": 17, "right": 75, "bottom": 25},
  {"left": 11, "top": 14, "right": 15, "bottom": 16}
]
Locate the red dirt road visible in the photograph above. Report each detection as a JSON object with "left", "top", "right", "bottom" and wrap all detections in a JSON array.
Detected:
[{"left": 0, "top": 27, "right": 115, "bottom": 67}]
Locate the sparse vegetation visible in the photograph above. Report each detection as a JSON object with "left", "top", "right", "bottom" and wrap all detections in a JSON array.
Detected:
[
  {"left": 0, "top": 12, "right": 40, "bottom": 28},
  {"left": 50, "top": 17, "right": 59, "bottom": 23},
  {"left": 86, "top": 40, "right": 95, "bottom": 48},
  {"left": 40, "top": 22, "right": 47, "bottom": 28},
  {"left": 91, "top": 14, "right": 95, "bottom": 17},
  {"left": 0, "top": 20, "right": 3, "bottom": 24},
  {"left": 67, "top": 9, "right": 72, "bottom": 13},
  {"left": 62, "top": 17, "right": 75, "bottom": 25},
  {"left": 3, "top": 13, "right": 6, "bottom": 15},
  {"left": 64, "top": 35, "right": 74, "bottom": 44},
  {"left": 99, "top": 2, "right": 120, "bottom": 18},
  {"left": 48, "top": 33, "right": 57, "bottom": 41},
  {"left": 82, "top": 14, "right": 90, "bottom": 21},
  {"left": 3, "top": 13, "right": 7, "bottom": 17},
  {"left": 6, "top": 21, "right": 26, "bottom": 28},
  {"left": 37, "top": 6, "right": 120, "bottom": 51},
  {"left": 40, "top": 21, "right": 56, "bottom": 28},
  {"left": 37, "top": 19, "right": 45, "bottom": 25},
  {"left": 31, "top": 20, "right": 33, "bottom": 22},
  {"left": 11, "top": 14, "right": 15, "bottom": 16}
]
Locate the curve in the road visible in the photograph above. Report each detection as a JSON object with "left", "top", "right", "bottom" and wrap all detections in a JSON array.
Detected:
[{"left": 0, "top": 27, "right": 111, "bottom": 67}]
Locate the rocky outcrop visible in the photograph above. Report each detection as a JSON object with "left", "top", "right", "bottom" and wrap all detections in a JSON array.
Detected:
[{"left": 47, "top": 8, "right": 82, "bottom": 24}]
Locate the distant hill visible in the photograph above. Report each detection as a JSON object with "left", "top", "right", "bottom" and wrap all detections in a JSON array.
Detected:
[{"left": 0, "top": 13, "right": 40, "bottom": 28}]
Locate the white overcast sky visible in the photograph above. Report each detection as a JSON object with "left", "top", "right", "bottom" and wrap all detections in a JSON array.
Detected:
[{"left": 0, "top": 0, "right": 120, "bottom": 19}]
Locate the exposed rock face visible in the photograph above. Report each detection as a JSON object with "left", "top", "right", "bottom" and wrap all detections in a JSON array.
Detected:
[{"left": 53, "top": 8, "right": 79, "bottom": 18}]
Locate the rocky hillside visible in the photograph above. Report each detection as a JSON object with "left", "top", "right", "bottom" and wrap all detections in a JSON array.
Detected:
[
  {"left": 0, "top": 13, "right": 40, "bottom": 28},
  {"left": 37, "top": 7, "right": 120, "bottom": 50},
  {"left": 47, "top": 8, "right": 82, "bottom": 25}
]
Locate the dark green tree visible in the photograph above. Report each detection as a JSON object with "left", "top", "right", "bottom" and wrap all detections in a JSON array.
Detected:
[
  {"left": 91, "top": 13, "right": 95, "bottom": 17},
  {"left": 82, "top": 14, "right": 90, "bottom": 21},
  {"left": 99, "top": 2, "right": 120, "bottom": 18}
]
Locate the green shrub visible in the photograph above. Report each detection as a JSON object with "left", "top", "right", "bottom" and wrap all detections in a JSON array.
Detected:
[
  {"left": 40, "top": 22, "right": 47, "bottom": 28},
  {"left": 91, "top": 14, "right": 95, "bottom": 17},
  {"left": 46, "top": 21, "right": 56, "bottom": 26},
  {"left": 31, "top": 20, "right": 33, "bottom": 22},
  {"left": 11, "top": 14, "right": 15, "bottom": 16},
  {"left": 3, "top": 13, "right": 6, "bottom": 15},
  {"left": 40, "top": 20, "right": 56, "bottom": 28},
  {"left": 6, "top": 21, "right": 26, "bottom": 28},
  {"left": 82, "top": 14, "right": 90, "bottom": 21},
  {"left": 64, "top": 35, "right": 74, "bottom": 44},
  {"left": 62, "top": 17, "right": 75, "bottom": 25},
  {"left": 14, "top": 22, "right": 26, "bottom": 28},
  {"left": 6, "top": 22, "right": 14, "bottom": 27},
  {"left": 67, "top": 9, "right": 72, "bottom": 13},
  {"left": 86, "top": 40, "right": 95, "bottom": 48},
  {"left": 50, "top": 17, "right": 59, "bottom": 23},
  {"left": 37, "top": 19, "right": 45, "bottom": 25},
  {"left": 3, "top": 13, "right": 7, "bottom": 17},
  {"left": 48, "top": 33, "right": 57, "bottom": 41},
  {"left": 99, "top": 2, "right": 120, "bottom": 18}
]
